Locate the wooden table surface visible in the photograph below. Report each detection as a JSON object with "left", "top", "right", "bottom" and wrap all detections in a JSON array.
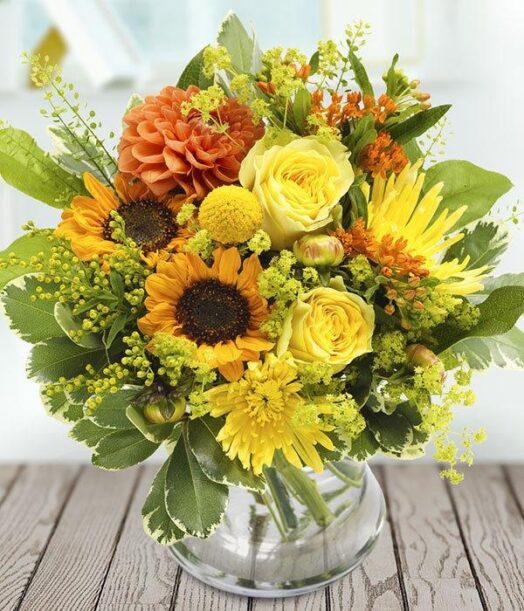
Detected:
[{"left": 0, "top": 464, "right": 522, "bottom": 611}]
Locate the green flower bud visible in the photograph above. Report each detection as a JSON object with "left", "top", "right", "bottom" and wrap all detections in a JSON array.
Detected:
[
  {"left": 143, "top": 396, "right": 185, "bottom": 424},
  {"left": 293, "top": 234, "right": 344, "bottom": 267}
]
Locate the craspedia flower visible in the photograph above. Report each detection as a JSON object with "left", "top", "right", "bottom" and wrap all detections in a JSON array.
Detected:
[
  {"left": 205, "top": 353, "right": 335, "bottom": 474},
  {"left": 55, "top": 173, "right": 188, "bottom": 265},
  {"left": 118, "top": 86, "right": 264, "bottom": 199},
  {"left": 138, "top": 247, "right": 273, "bottom": 381},
  {"left": 198, "top": 185, "right": 263, "bottom": 244}
]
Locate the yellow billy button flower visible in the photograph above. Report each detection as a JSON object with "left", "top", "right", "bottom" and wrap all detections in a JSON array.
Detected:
[
  {"left": 277, "top": 277, "right": 375, "bottom": 371},
  {"left": 198, "top": 185, "right": 263, "bottom": 244},
  {"left": 205, "top": 353, "right": 335, "bottom": 475},
  {"left": 293, "top": 234, "right": 344, "bottom": 267}
]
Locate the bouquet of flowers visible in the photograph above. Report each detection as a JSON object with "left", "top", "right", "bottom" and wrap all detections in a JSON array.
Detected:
[{"left": 0, "top": 13, "right": 522, "bottom": 552}]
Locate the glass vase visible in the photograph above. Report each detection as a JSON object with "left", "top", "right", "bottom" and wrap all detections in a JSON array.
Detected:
[{"left": 170, "top": 458, "right": 386, "bottom": 598}]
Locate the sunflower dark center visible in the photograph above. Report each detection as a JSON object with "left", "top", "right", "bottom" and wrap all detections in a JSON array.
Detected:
[
  {"left": 103, "top": 200, "right": 178, "bottom": 252},
  {"left": 176, "top": 279, "right": 251, "bottom": 344}
]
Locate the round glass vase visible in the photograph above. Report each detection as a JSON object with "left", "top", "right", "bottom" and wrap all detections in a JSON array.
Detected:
[{"left": 170, "top": 458, "right": 386, "bottom": 598}]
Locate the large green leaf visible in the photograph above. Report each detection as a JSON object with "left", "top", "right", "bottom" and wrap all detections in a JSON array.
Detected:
[
  {"left": 365, "top": 409, "right": 414, "bottom": 453},
  {"left": 348, "top": 49, "right": 374, "bottom": 97},
  {"left": 388, "top": 105, "right": 451, "bottom": 144},
  {"left": 443, "top": 221, "right": 509, "bottom": 270},
  {"left": 54, "top": 302, "right": 103, "bottom": 349},
  {"left": 347, "top": 428, "right": 380, "bottom": 461},
  {"left": 451, "top": 328, "right": 524, "bottom": 370},
  {"left": 165, "top": 424, "right": 228, "bottom": 537},
  {"left": 1, "top": 276, "right": 62, "bottom": 343},
  {"left": 0, "top": 126, "right": 86, "bottom": 207},
  {"left": 188, "top": 417, "right": 265, "bottom": 491},
  {"left": 70, "top": 418, "right": 112, "bottom": 449},
  {"left": 177, "top": 47, "right": 213, "bottom": 90},
  {"left": 436, "top": 286, "right": 524, "bottom": 352},
  {"left": 142, "top": 460, "right": 186, "bottom": 545},
  {"left": 217, "top": 11, "right": 260, "bottom": 73},
  {"left": 0, "top": 233, "right": 54, "bottom": 290},
  {"left": 474, "top": 273, "right": 524, "bottom": 297},
  {"left": 422, "top": 160, "right": 513, "bottom": 229},
  {"left": 89, "top": 388, "right": 140, "bottom": 429},
  {"left": 27, "top": 336, "right": 110, "bottom": 383},
  {"left": 292, "top": 88, "right": 312, "bottom": 134},
  {"left": 41, "top": 389, "right": 83, "bottom": 423},
  {"left": 92, "top": 428, "right": 159, "bottom": 470}
]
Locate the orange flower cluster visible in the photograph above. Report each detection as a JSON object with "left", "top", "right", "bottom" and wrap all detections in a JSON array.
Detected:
[
  {"left": 311, "top": 91, "right": 397, "bottom": 127},
  {"left": 359, "top": 132, "right": 408, "bottom": 178}
]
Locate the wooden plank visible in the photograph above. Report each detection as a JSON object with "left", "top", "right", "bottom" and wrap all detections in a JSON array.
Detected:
[
  {"left": 0, "top": 465, "right": 80, "bottom": 610},
  {"left": 173, "top": 570, "right": 250, "bottom": 611},
  {"left": 448, "top": 464, "right": 524, "bottom": 610},
  {"left": 250, "top": 589, "right": 326, "bottom": 611},
  {"left": 0, "top": 464, "right": 20, "bottom": 504},
  {"left": 18, "top": 466, "right": 139, "bottom": 611},
  {"left": 97, "top": 465, "right": 179, "bottom": 610},
  {"left": 384, "top": 464, "right": 482, "bottom": 610},
  {"left": 505, "top": 464, "right": 524, "bottom": 515}
]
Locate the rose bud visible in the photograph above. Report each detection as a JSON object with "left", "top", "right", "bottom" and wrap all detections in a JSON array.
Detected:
[
  {"left": 405, "top": 344, "right": 445, "bottom": 381},
  {"left": 143, "top": 396, "right": 185, "bottom": 425},
  {"left": 293, "top": 234, "right": 345, "bottom": 267}
]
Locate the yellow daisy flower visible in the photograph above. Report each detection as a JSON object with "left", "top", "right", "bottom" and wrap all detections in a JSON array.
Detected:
[
  {"left": 205, "top": 353, "right": 335, "bottom": 474},
  {"left": 364, "top": 161, "right": 487, "bottom": 295},
  {"left": 138, "top": 247, "right": 273, "bottom": 381},
  {"left": 55, "top": 173, "right": 190, "bottom": 266}
]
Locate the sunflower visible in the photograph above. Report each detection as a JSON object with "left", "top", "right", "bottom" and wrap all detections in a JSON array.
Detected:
[
  {"left": 363, "top": 161, "right": 487, "bottom": 295},
  {"left": 205, "top": 354, "right": 335, "bottom": 474},
  {"left": 55, "top": 173, "right": 190, "bottom": 265},
  {"left": 138, "top": 247, "right": 273, "bottom": 381}
]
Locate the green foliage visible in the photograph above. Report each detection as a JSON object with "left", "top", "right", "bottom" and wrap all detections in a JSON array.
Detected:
[
  {"left": 292, "top": 88, "right": 312, "bottom": 134},
  {"left": 348, "top": 49, "right": 374, "bottom": 97},
  {"left": 126, "top": 404, "right": 176, "bottom": 443},
  {"left": 177, "top": 46, "right": 214, "bottom": 90},
  {"left": 423, "top": 160, "right": 513, "bottom": 229},
  {"left": 188, "top": 417, "right": 265, "bottom": 491},
  {"left": 89, "top": 388, "right": 140, "bottom": 429},
  {"left": 0, "top": 126, "right": 85, "bottom": 207},
  {"left": 165, "top": 424, "right": 228, "bottom": 537},
  {"left": 388, "top": 105, "right": 451, "bottom": 144},
  {"left": 142, "top": 460, "right": 186, "bottom": 545},
  {"left": 347, "top": 428, "right": 380, "bottom": 461},
  {"left": 1, "top": 276, "right": 62, "bottom": 343},
  {"left": 54, "top": 302, "right": 104, "bottom": 349},
  {"left": 345, "top": 115, "right": 377, "bottom": 164},
  {"left": 70, "top": 418, "right": 111, "bottom": 448},
  {"left": 451, "top": 328, "right": 524, "bottom": 370},
  {"left": 41, "top": 389, "right": 83, "bottom": 423},
  {"left": 0, "top": 232, "right": 54, "bottom": 290},
  {"left": 217, "top": 11, "right": 261, "bottom": 74},
  {"left": 443, "top": 221, "right": 508, "bottom": 270},
  {"left": 92, "top": 428, "right": 159, "bottom": 470},
  {"left": 474, "top": 272, "right": 524, "bottom": 297}
]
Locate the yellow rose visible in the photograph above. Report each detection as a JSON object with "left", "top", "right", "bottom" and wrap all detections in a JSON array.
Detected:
[
  {"left": 239, "top": 136, "right": 354, "bottom": 250},
  {"left": 277, "top": 277, "right": 374, "bottom": 370}
]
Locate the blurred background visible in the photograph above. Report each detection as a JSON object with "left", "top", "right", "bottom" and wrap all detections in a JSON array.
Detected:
[{"left": 0, "top": 0, "right": 522, "bottom": 462}]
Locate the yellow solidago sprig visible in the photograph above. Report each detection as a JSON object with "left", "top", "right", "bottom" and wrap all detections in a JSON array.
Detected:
[
  {"left": 180, "top": 85, "right": 229, "bottom": 133},
  {"left": 204, "top": 353, "right": 335, "bottom": 475}
]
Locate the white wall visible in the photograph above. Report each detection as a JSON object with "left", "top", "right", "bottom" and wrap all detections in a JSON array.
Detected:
[{"left": 0, "top": 0, "right": 522, "bottom": 462}]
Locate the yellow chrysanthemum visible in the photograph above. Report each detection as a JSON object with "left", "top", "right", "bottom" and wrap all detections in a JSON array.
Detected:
[
  {"left": 205, "top": 354, "right": 335, "bottom": 474},
  {"left": 364, "top": 161, "right": 487, "bottom": 295},
  {"left": 198, "top": 185, "right": 263, "bottom": 244},
  {"left": 138, "top": 247, "right": 273, "bottom": 381},
  {"left": 55, "top": 173, "right": 190, "bottom": 266}
]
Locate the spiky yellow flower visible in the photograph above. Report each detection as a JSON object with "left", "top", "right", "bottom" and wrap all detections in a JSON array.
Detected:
[
  {"left": 198, "top": 185, "right": 263, "bottom": 244},
  {"left": 55, "top": 173, "right": 189, "bottom": 266},
  {"left": 364, "top": 161, "right": 487, "bottom": 295},
  {"left": 138, "top": 247, "right": 273, "bottom": 381},
  {"left": 205, "top": 354, "right": 335, "bottom": 474}
]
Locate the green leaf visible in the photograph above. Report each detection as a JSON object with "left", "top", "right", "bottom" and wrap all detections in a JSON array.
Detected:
[
  {"left": 435, "top": 286, "right": 524, "bottom": 352},
  {"left": 27, "top": 336, "right": 110, "bottom": 383},
  {"left": 104, "top": 313, "right": 128, "bottom": 349},
  {"left": 384, "top": 53, "right": 399, "bottom": 97},
  {"left": 0, "top": 126, "right": 86, "bottom": 207},
  {"left": 403, "top": 138, "right": 423, "bottom": 163},
  {"left": 1, "top": 276, "right": 62, "bottom": 343},
  {"left": 422, "top": 160, "right": 513, "bottom": 230},
  {"left": 0, "top": 233, "right": 54, "bottom": 290},
  {"left": 308, "top": 50, "right": 320, "bottom": 74},
  {"left": 347, "top": 427, "right": 380, "bottom": 461},
  {"left": 41, "top": 389, "right": 83, "bottom": 423},
  {"left": 365, "top": 409, "right": 414, "bottom": 453},
  {"left": 70, "top": 418, "right": 111, "bottom": 449},
  {"left": 450, "top": 327, "right": 524, "bottom": 370},
  {"left": 142, "top": 460, "right": 186, "bottom": 545},
  {"left": 92, "top": 428, "right": 159, "bottom": 470},
  {"left": 292, "top": 89, "right": 311, "bottom": 134},
  {"left": 443, "top": 221, "right": 508, "bottom": 271},
  {"left": 473, "top": 273, "right": 524, "bottom": 298},
  {"left": 348, "top": 50, "right": 374, "bottom": 97},
  {"left": 217, "top": 11, "right": 258, "bottom": 73},
  {"left": 89, "top": 389, "right": 140, "bottom": 429},
  {"left": 165, "top": 424, "right": 228, "bottom": 537},
  {"left": 177, "top": 47, "right": 213, "bottom": 90},
  {"left": 126, "top": 404, "right": 175, "bottom": 443},
  {"left": 388, "top": 105, "right": 451, "bottom": 144},
  {"left": 188, "top": 417, "right": 265, "bottom": 491},
  {"left": 54, "top": 302, "right": 103, "bottom": 349}
]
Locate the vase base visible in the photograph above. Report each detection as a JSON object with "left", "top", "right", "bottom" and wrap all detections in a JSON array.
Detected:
[{"left": 170, "top": 463, "right": 386, "bottom": 598}]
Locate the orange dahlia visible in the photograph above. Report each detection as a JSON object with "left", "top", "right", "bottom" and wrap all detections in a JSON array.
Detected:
[
  {"left": 118, "top": 86, "right": 264, "bottom": 200},
  {"left": 55, "top": 173, "right": 189, "bottom": 266},
  {"left": 138, "top": 247, "right": 273, "bottom": 381}
]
